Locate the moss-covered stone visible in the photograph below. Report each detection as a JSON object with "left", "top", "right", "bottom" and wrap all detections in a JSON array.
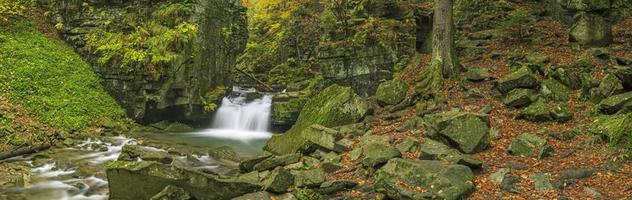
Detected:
[
  {"left": 396, "top": 136, "right": 421, "bottom": 153},
  {"left": 164, "top": 122, "right": 195, "bottom": 133},
  {"left": 209, "top": 146, "right": 240, "bottom": 162},
  {"left": 465, "top": 67, "right": 492, "bottom": 81},
  {"left": 595, "top": 73, "right": 623, "bottom": 101},
  {"left": 315, "top": 180, "right": 358, "bottom": 194},
  {"left": 375, "top": 79, "right": 408, "bottom": 105},
  {"left": 292, "top": 168, "right": 325, "bottom": 188},
  {"left": 150, "top": 185, "right": 192, "bottom": 200},
  {"left": 140, "top": 151, "right": 173, "bottom": 164},
  {"left": 239, "top": 151, "right": 273, "bottom": 172},
  {"left": 263, "top": 167, "right": 294, "bottom": 193},
  {"left": 424, "top": 111, "right": 490, "bottom": 153},
  {"left": 264, "top": 85, "right": 370, "bottom": 155},
  {"left": 569, "top": 13, "right": 612, "bottom": 46},
  {"left": 419, "top": 139, "right": 482, "bottom": 169},
  {"left": 541, "top": 79, "right": 570, "bottom": 101},
  {"left": 374, "top": 159, "right": 475, "bottom": 200},
  {"left": 497, "top": 67, "right": 539, "bottom": 94},
  {"left": 361, "top": 143, "right": 401, "bottom": 168},
  {"left": 598, "top": 91, "right": 632, "bottom": 114},
  {"left": 589, "top": 114, "right": 632, "bottom": 149},
  {"left": 519, "top": 99, "right": 553, "bottom": 122},
  {"left": 106, "top": 161, "right": 261, "bottom": 200},
  {"left": 504, "top": 89, "right": 538, "bottom": 108},
  {"left": 508, "top": 133, "right": 554, "bottom": 159},
  {"left": 272, "top": 97, "right": 307, "bottom": 131},
  {"left": 253, "top": 154, "right": 301, "bottom": 171}
]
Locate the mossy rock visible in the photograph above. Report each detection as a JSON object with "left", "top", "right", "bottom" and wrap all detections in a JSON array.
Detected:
[
  {"left": 465, "top": 67, "right": 492, "bottom": 81},
  {"left": 424, "top": 111, "right": 491, "bottom": 153},
  {"left": 375, "top": 79, "right": 408, "bottom": 105},
  {"left": 263, "top": 167, "right": 294, "bottom": 193},
  {"left": 598, "top": 91, "right": 632, "bottom": 114},
  {"left": 209, "top": 146, "right": 240, "bottom": 162},
  {"left": 374, "top": 159, "right": 475, "bottom": 200},
  {"left": 508, "top": 133, "right": 554, "bottom": 159},
  {"left": 419, "top": 139, "right": 482, "bottom": 169},
  {"left": 496, "top": 67, "right": 539, "bottom": 94},
  {"left": 540, "top": 79, "right": 570, "bottom": 101},
  {"left": 519, "top": 99, "right": 553, "bottom": 122},
  {"left": 504, "top": 88, "right": 538, "bottom": 108},
  {"left": 164, "top": 122, "right": 195, "bottom": 133},
  {"left": 264, "top": 85, "right": 370, "bottom": 155}
]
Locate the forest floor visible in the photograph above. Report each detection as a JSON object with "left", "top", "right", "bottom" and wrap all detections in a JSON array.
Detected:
[{"left": 327, "top": 12, "right": 632, "bottom": 200}]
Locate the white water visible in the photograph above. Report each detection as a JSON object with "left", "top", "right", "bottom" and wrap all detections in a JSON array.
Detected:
[
  {"left": 195, "top": 87, "right": 273, "bottom": 141},
  {"left": 9, "top": 137, "right": 135, "bottom": 200}
]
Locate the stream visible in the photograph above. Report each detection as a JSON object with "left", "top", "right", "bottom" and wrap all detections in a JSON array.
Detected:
[{"left": 0, "top": 87, "right": 274, "bottom": 200}]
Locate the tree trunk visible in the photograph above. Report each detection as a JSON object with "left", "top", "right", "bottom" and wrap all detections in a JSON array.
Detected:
[{"left": 432, "top": 0, "right": 458, "bottom": 78}]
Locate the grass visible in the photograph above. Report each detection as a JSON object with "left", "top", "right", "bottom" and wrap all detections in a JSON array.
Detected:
[{"left": 0, "top": 20, "right": 125, "bottom": 132}]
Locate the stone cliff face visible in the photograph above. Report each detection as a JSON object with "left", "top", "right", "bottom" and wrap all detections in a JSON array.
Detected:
[{"left": 38, "top": 0, "right": 247, "bottom": 125}]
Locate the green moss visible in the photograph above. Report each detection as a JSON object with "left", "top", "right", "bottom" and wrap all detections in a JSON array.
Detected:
[
  {"left": 264, "top": 85, "right": 370, "bottom": 154},
  {"left": 590, "top": 114, "right": 632, "bottom": 148},
  {"left": 0, "top": 20, "right": 125, "bottom": 131}
]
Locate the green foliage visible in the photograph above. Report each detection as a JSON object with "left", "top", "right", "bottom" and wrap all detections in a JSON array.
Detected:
[
  {"left": 202, "top": 86, "right": 228, "bottom": 113},
  {"left": 293, "top": 187, "right": 324, "bottom": 200},
  {"left": 83, "top": 2, "right": 197, "bottom": 79},
  {"left": 0, "top": 20, "right": 126, "bottom": 131},
  {"left": 0, "top": 0, "right": 33, "bottom": 24}
]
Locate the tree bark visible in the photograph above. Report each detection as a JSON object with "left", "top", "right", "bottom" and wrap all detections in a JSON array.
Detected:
[{"left": 432, "top": 0, "right": 458, "bottom": 78}]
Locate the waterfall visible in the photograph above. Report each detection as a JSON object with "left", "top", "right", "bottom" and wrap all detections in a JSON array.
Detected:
[{"left": 195, "top": 87, "right": 273, "bottom": 141}]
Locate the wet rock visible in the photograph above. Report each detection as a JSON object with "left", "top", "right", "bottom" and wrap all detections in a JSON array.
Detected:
[
  {"left": 315, "top": 180, "right": 358, "bottom": 194},
  {"left": 118, "top": 145, "right": 143, "bottom": 161},
  {"left": 239, "top": 151, "right": 273, "bottom": 172},
  {"left": 150, "top": 185, "right": 192, "bottom": 200},
  {"left": 530, "top": 173, "right": 554, "bottom": 192},
  {"left": 265, "top": 85, "right": 370, "bottom": 155},
  {"left": 598, "top": 91, "right": 632, "bottom": 114},
  {"left": 375, "top": 79, "right": 408, "bottom": 105},
  {"left": 263, "top": 167, "right": 294, "bottom": 193},
  {"left": 519, "top": 99, "right": 553, "bottom": 122},
  {"left": 396, "top": 136, "right": 420, "bottom": 153},
  {"left": 419, "top": 139, "right": 482, "bottom": 169},
  {"left": 292, "top": 169, "right": 325, "bottom": 188},
  {"left": 361, "top": 143, "right": 401, "bottom": 168},
  {"left": 497, "top": 67, "right": 539, "bottom": 94},
  {"left": 209, "top": 146, "right": 240, "bottom": 162},
  {"left": 559, "top": 168, "right": 595, "bottom": 180},
  {"left": 508, "top": 133, "right": 554, "bottom": 159},
  {"left": 374, "top": 159, "right": 474, "bottom": 200},
  {"left": 140, "top": 151, "right": 173, "bottom": 164},
  {"left": 541, "top": 79, "right": 570, "bottom": 101},
  {"left": 504, "top": 89, "right": 538, "bottom": 108},
  {"left": 424, "top": 111, "right": 490, "bottom": 153},
  {"left": 107, "top": 161, "right": 260, "bottom": 200},
  {"left": 466, "top": 67, "right": 492, "bottom": 81},
  {"left": 253, "top": 154, "right": 301, "bottom": 171},
  {"left": 164, "top": 122, "right": 195, "bottom": 133}
]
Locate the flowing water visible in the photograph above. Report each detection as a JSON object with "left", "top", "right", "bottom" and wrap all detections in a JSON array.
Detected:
[{"left": 0, "top": 87, "right": 274, "bottom": 200}]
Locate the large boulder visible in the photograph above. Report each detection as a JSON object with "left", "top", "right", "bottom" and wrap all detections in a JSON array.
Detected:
[
  {"left": 595, "top": 74, "right": 624, "bottom": 102},
  {"left": 496, "top": 67, "right": 539, "bottom": 94},
  {"left": 263, "top": 167, "right": 294, "bottom": 193},
  {"left": 271, "top": 97, "right": 307, "bottom": 132},
  {"left": 374, "top": 159, "right": 475, "bottom": 200},
  {"left": 264, "top": 85, "right": 370, "bottom": 155},
  {"left": 598, "top": 91, "right": 632, "bottom": 114},
  {"left": 106, "top": 161, "right": 261, "bottom": 200},
  {"left": 424, "top": 111, "right": 490, "bottom": 153},
  {"left": 375, "top": 79, "right": 408, "bottom": 105},
  {"left": 569, "top": 13, "right": 613, "bottom": 46},
  {"left": 508, "top": 133, "right": 554, "bottom": 159}
]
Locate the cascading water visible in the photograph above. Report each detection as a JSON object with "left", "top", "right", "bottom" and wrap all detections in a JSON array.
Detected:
[{"left": 193, "top": 87, "right": 273, "bottom": 141}]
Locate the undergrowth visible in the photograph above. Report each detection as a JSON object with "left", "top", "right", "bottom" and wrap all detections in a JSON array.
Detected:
[{"left": 0, "top": 20, "right": 125, "bottom": 132}]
